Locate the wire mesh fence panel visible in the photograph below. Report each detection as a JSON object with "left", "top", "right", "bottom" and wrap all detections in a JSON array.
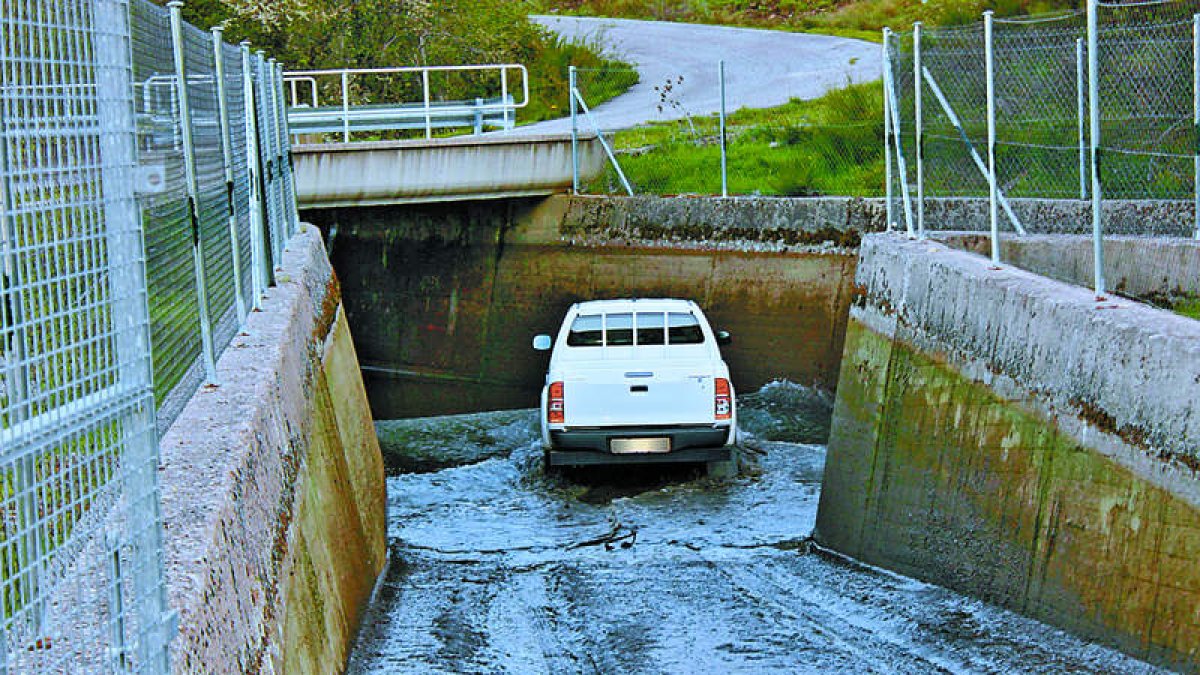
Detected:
[
  {"left": 993, "top": 15, "right": 1089, "bottom": 203},
  {"left": 131, "top": 0, "right": 203, "bottom": 414},
  {"left": 0, "top": 0, "right": 171, "bottom": 670},
  {"left": 181, "top": 22, "right": 238, "bottom": 357},
  {"left": 919, "top": 23, "right": 991, "bottom": 209},
  {"left": 222, "top": 43, "right": 255, "bottom": 315},
  {"left": 1, "top": 0, "right": 297, "bottom": 669},
  {"left": 1097, "top": 0, "right": 1194, "bottom": 203}
]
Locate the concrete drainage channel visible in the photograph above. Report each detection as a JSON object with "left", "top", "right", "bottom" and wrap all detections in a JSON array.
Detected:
[{"left": 164, "top": 195, "right": 1197, "bottom": 672}]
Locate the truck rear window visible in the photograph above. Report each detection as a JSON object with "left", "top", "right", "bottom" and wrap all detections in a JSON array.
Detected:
[
  {"left": 668, "top": 312, "right": 705, "bottom": 344},
  {"left": 568, "top": 311, "right": 707, "bottom": 347}
]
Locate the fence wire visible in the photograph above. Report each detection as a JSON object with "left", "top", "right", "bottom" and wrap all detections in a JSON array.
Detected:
[
  {"left": 571, "top": 63, "right": 885, "bottom": 199},
  {"left": 890, "top": 0, "right": 1200, "bottom": 237},
  {"left": 0, "top": 0, "right": 298, "bottom": 670}
]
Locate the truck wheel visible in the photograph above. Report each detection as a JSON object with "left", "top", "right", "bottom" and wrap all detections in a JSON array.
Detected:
[{"left": 706, "top": 451, "right": 737, "bottom": 480}]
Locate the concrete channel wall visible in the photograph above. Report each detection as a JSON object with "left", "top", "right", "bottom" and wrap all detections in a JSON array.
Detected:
[
  {"left": 158, "top": 227, "right": 387, "bottom": 673},
  {"left": 304, "top": 195, "right": 864, "bottom": 419},
  {"left": 816, "top": 234, "right": 1200, "bottom": 670}
]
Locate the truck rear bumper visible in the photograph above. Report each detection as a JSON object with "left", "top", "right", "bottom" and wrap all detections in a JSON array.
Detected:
[
  {"left": 547, "top": 426, "right": 731, "bottom": 467},
  {"left": 547, "top": 445, "right": 731, "bottom": 467}
]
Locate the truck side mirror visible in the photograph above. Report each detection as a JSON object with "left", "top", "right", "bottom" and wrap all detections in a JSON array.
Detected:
[
  {"left": 533, "top": 334, "right": 552, "bottom": 351},
  {"left": 716, "top": 330, "right": 732, "bottom": 346}
]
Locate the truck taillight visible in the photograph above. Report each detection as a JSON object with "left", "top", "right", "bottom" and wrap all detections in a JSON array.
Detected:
[
  {"left": 548, "top": 381, "right": 565, "bottom": 424},
  {"left": 714, "top": 378, "right": 732, "bottom": 420}
]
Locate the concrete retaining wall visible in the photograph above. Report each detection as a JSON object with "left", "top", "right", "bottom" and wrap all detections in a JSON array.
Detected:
[
  {"left": 556, "top": 195, "right": 1196, "bottom": 239},
  {"left": 307, "top": 196, "right": 859, "bottom": 418},
  {"left": 940, "top": 233, "right": 1200, "bottom": 304},
  {"left": 816, "top": 234, "right": 1200, "bottom": 670},
  {"left": 159, "top": 227, "right": 386, "bottom": 673}
]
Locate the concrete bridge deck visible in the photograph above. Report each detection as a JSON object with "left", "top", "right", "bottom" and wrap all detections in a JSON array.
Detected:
[{"left": 292, "top": 132, "right": 605, "bottom": 208}]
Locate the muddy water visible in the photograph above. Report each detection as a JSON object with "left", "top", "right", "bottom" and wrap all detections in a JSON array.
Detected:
[
  {"left": 348, "top": 383, "right": 1160, "bottom": 674},
  {"left": 309, "top": 202, "right": 857, "bottom": 419}
]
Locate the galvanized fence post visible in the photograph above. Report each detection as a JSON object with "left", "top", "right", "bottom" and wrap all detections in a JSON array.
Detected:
[
  {"left": 1088, "top": 0, "right": 1106, "bottom": 296},
  {"left": 97, "top": 0, "right": 173, "bottom": 668},
  {"left": 242, "top": 43, "right": 268, "bottom": 307},
  {"left": 719, "top": 60, "right": 729, "bottom": 198},
  {"left": 985, "top": 11, "right": 1000, "bottom": 263},
  {"left": 277, "top": 62, "right": 300, "bottom": 237},
  {"left": 168, "top": 1, "right": 218, "bottom": 383},
  {"left": 1194, "top": 14, "right": 1199, "bottom": 239},
  {"left": 883, "top": 30, "right": 894, "bottom": 231},
  {"left": 570, "top": 65, "right": 580, "bottom": 194},
  {"left": 1077, "top": 38, "right": 1087, "bottom": 201},
  {"left": 914, "top": 22, "right": 925, "bottom": 239},
  {"left": 212, "top": 27, "right": 247, "bottom": 323},
  {"left": 883, "top": 27, "right": 915, "bottom": 236}
]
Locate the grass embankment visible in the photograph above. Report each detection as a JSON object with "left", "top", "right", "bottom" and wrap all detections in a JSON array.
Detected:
[
  {"left": 176, "top": 0, "right": 637, "bottom": 127},
  {"left": 1176, "top": 298, "right": 1200, "bottom": 320},
  {"left": 590, "top": 80, "right": 883, "bottom": 196}
]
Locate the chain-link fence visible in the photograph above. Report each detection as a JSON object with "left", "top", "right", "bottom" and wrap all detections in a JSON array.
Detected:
[
  {"left": 570, "top": 62, "right": 884, "bottom": 198},
  {"left": 888, "top": 4, "right": 1198, "bottom": 225},
  {"left": 0, "top": 0, "right": 297, "bottom": 670},
  {"left": 886, "top": 0, "right": 1200, "bottom": 298}
]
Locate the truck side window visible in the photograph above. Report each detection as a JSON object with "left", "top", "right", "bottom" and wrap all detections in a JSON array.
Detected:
[
  {"left": 566, "top": 314, "right": 603, "bottom": 347},
  {"left": 668, "top": 312, "right": 705, "bottom": 344},
  {"left": 636, "top": 312, "right": 665, "bottom": 345},
  {"left": 607, "top": 313, "right": 634, "bottom": 346}
]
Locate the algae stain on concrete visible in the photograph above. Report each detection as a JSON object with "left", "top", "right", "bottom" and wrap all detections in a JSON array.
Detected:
[{"left": 817, "top": 317, "right": 1200, "bottom": 672}]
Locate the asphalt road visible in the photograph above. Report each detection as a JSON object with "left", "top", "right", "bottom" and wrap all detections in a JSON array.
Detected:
[
  {"left": 511, "top": 16, "right": 880, "bottom": 134},
  {"left": 348, "top": 384, "right": 1160, "bottom": 674}
]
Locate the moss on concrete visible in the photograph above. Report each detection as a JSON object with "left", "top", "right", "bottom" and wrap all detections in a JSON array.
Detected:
[{"left": 817, "top": 316, "right": 1200, "bottom": 671}]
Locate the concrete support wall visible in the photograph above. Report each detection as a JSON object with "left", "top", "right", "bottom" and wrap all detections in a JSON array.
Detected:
[
  {"left": 305, "top": 196, "right": 860, "bottom": 419},
  {"left": 940, "top": 233, "right": 1200, "bottom": 305},
  {"left": 159, "top": 227, "right": 387, "bottom": 673},
  {"left": 816, "top": 235, "right": 1200, "bottom": 670}
]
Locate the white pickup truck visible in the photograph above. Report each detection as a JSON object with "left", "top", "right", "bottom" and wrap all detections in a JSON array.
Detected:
[{"left": 533, "top": 298, "right": 737, "bottom": 468}]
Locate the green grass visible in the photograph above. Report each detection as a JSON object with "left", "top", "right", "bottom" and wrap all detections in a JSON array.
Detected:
[
  {"left": 590, "top": 79, "right": 884, "bottom": 196},
  {"left": 1176, "top": 297, "right": 1200, "bottom": 320}
]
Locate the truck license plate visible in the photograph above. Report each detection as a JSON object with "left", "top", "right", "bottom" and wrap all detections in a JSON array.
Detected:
[{"left": 611, "top": 437, "right": 671, "bottom": 454}]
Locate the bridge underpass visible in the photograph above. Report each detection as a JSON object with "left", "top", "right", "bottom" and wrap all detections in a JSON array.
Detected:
[{"left": 303, "top": 194, "right": 1184, "bottom": 673}]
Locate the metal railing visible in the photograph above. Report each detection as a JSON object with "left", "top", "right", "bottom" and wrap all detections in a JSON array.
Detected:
[
  {"left": 283, "top": 64, "right": 530, "bottom": 142},
  {"left": 0, "top": 0, "right": 298, "bottom": 670},
  {"left": 885, "top": 0, "right": 1199, "bottom": 297}
]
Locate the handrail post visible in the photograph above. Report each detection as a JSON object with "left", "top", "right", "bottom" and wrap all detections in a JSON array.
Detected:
[
  {"left": 501, "top": 66, "right": 510, "bottom": 129},
  {"left": 423, "top": 68, "right": 432, "bottom": 139},
  {"left": 570, "top": 65, "right": 579, "bottom": 194},
  {"left": 168, "top": 1, "right": 218, "bottom": 384},
  {"left": 340, "top": 70, "right": 350, "bottom": 142},
  {"left": 719, "top": 59, "right": 728, "bottom": 197},
  {"left": 1088, "top": 0, "right": 1105, "bottom": 296},
  {"left": 985, "top": 11, "right": 999, "bottom": 264},
  {"left": 914, "top": 21, "right": 925, "bottom": 239},
  {"left": 212, "top": 26, "right": 246, "bottom": 323}
]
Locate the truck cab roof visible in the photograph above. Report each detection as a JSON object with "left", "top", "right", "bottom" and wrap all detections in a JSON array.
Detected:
[{"left": 569, "top": 298, "right": 700, "bottom": 315}]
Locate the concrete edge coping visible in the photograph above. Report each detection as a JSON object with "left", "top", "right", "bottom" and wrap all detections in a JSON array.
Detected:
[{"left": 293, "top": 131, "right": 598, "bottom": 153}]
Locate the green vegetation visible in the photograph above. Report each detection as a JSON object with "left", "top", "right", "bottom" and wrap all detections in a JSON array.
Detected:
[
  {"left": 1176, "top": 297, "right": 1200, "bottom": 321},
  {"left": 169, "top": 0, "right": 635, "bottom": 124},
  {"left": 536, "top": 0, "right": 1081, "bottom": 37},
  {"left": 591, "top": 80, "right": 883, "bottom": 196}
]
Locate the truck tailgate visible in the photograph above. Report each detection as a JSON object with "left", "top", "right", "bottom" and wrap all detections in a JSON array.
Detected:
[{"left": 562, "top": 360, "right": 717, "bottom": 428}]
